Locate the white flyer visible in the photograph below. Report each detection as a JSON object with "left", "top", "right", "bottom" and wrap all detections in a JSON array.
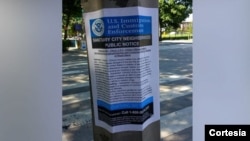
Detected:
[{"left": 84, "top": 6, "right": 159, "bottom": 133}]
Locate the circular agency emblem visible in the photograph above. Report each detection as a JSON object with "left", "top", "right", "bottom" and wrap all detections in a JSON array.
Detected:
[{"left": 92, "top": 18, "right": 104, "bottom": 37}]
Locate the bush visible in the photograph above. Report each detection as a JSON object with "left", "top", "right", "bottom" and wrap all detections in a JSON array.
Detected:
[
  {"left": 161, "top": 34, "right": 192, "bottom": 40},
  {"left": 62, "top": 40, "right": 71, "bottom": 53}
]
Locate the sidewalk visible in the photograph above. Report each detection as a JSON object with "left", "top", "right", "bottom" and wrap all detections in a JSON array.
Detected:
[
  {"left": 62, "top": 41, "right": 193, "bottom": 141},
  {"left": 65, "top": 39, "right": 193, "bottom": 53}
]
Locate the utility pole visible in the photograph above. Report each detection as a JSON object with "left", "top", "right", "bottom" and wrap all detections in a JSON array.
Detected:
[{"left": 81, "top": 0, "right": 160, "bottom": 141}]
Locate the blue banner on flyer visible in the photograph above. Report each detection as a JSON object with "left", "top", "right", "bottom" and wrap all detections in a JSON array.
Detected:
[
  {"left": 90, "top": 15, "right": 152, "bottom": 38},
  {"left": 97, "top": 96, "right": 153, "bottom": 111}
]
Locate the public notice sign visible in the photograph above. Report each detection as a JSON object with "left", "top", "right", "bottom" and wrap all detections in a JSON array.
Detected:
[{"left": 84, "top": 6, "right": 159, "bottom": 133}]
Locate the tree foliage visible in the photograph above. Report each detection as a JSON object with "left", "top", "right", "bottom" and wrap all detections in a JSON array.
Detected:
[
  {"left": 159, "top": 0, "right": 192, "bottom": 39},
  {"left": 62, "top": 0, "right": 82, "bottom": 40}
]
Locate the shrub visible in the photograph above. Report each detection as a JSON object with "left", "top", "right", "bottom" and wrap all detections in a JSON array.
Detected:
[{"left": 161, "top": 34, "right": 192, "bottom": 40}]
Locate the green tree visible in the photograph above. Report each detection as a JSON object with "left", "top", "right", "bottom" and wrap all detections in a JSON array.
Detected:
[
  {"left": 159, "top": 0, "right": 192, "bottom": 40},
  {"left": 62, "top": 0, "right": 82, "bottom": 40}
]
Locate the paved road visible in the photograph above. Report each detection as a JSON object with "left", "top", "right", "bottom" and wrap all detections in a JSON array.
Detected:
[{"left": 62, "top": 41, "right": 193, "bottom": 141}]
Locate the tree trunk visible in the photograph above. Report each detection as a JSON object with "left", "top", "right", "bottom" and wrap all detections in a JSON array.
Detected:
[
  {"left": 64, "top": 14, "right": 71, "bottom": 40},
  {"left": 159, "top": 29, "right": 163, "bottom": 41},
  {"left": 64, "top": 28, "right": 68, "bottom": 40}
]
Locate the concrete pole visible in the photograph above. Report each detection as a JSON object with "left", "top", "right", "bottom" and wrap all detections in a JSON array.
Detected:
[{"left": 81, "top": 0, "right": 160, "bottom": 141}]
